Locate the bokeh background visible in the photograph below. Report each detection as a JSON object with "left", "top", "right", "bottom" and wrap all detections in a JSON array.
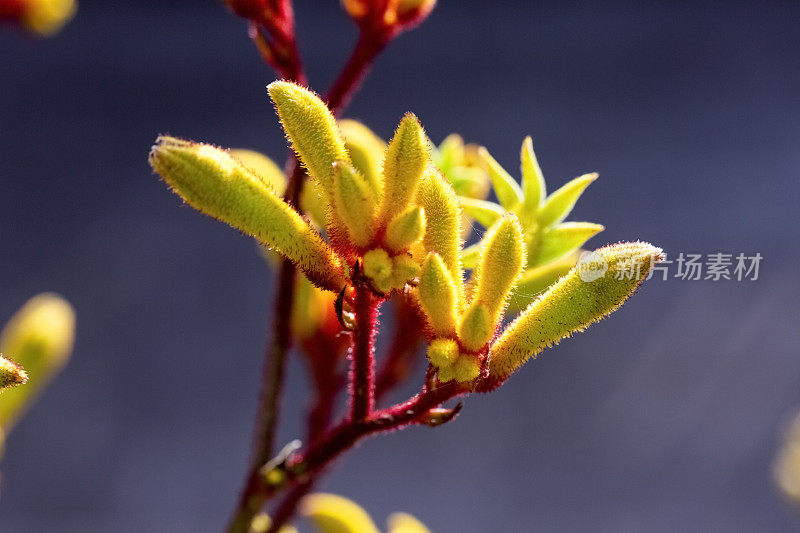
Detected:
[{"left": 1, "top": 1, "right": 799, "bottom": 531}]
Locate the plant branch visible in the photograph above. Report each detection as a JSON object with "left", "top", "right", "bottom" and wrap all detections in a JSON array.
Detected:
[
  {"left": 326, "top": 28, "right": 391, "bottom": 116},
  {"left": 350, "top": 279, "right": 380, "bottom": 421}
]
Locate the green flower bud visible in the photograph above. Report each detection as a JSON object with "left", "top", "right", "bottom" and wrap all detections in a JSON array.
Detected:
[
  {"left": 339, "top": 119, "right": 386, "bottom": 200},
  {"left": 458, "top": 302, "right": 492, "bottom": 353},
  {"left": 488, "top": 242, "right": 663, "bottom": 380},
  {"left": 415, "top": 167, "right": 463, "bottom": 288},
  {"left": 389, "top": 254, "right": 421, "bottom": 290},
  {"left": 230, "top": 148, "right": 287, "bottom": 195},
  {"left": 362, "top": 248, "right": 393, "bottom": 292},
  {"left": 452, "top": 354, "right": 481, "bottom": 383},
  {"left": 150, "top": 136, "right": 346, "bottom": 292}
]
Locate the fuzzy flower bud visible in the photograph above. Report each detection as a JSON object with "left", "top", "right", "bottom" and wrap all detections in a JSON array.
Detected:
[
  {"left": 417, "top": 252, "right": 458, "bottom": 337},
  {"left": 384, "top": 205, "right": 425, "bottom": 253},
  {"left": 487, "top": 242, "right": 663, "bottom": 381},
  {"left": 333, "top": 160, "right": 376, "bottom": 248},
  {"left": 0, "top": 355, "right": 27, "bottom": 392},
  {"left": 339, "top": 119, "right": 385, "bottom": 199},
  {"left": 149, "top": 136, "right": 346, "bottom": 292},
  {"left": 415, "top": 167, "right": 463, "bottom": 288},
  {"left": 378, "top": 113, "right": 429, "bottom": 228}
]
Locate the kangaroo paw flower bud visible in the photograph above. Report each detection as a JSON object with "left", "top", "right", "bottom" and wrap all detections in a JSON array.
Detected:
[
  {"left": 149, "top": 136, "right": 346, "bottom": 292},
  {"left": 469, "top": 214, "right": 526, "bottom": 317},
  {"left": 378, "top": 113, "right": 429, "bottom": 227},
  {"left": 267, "top": 81, "right": 350, "bottom": 200},
  {"left": 0, "top": 355, "right": 27, "bottom": 392},
  {"left": 339, "top": 119, "right": 386, "bottom": 199},
  {"left": 302, "top": 493, "right": 381, "bottom": 533},
  {"left": 385, "top": 205, "right": 425, "bottom": 253},
  {"left": 415, "top": 167, "right": 463, "bottom": 287},
  {"left": 362, "top": 248, "right": 393, "bottom": 292},
  {"left": 389, "top": 254, "right": 420, "bottom": 290},
  {"left": 417, "top": 252, "right": 459, "bottom": 337},
  {"left": 427, "top": 338, "right": 459, "bottom": 369},
  {"left": 0, "top": 293, "right": 74, "bottom": 430},
  {"left": 458, "top": 302, "right": 492, "bottom": 353},
  {"left": 333, "top": 160, "right": 376, "bottom": 248},
  {"left": 452, "top": 354, "right": 481, "bottom": 383},
  {"left": 487, "top": 242, "right": 663, "bottom": 381}
]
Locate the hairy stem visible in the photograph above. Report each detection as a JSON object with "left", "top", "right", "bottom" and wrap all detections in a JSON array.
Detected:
[{"left": 351, "top": 281, "right": 380, "bottom": 421}]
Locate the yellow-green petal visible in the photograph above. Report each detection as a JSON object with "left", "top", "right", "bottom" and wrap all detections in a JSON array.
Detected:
[
  {"left": 478, "top": 146, "right": 523, "bottom": 211},
  {"left": 519, "top": 136, "right": 546, "bottom": 221},
  {"left": 537, "top": 173, "right": 597, "bottom": 228},
  {"left": 533, "top": 221, "right": 604, "bottom": 267},
  {"left": 458, "top": 197, "right": 505, "bottom": 229},
  {"left": 506, "top": 250, "right": 581, "bottom": 313},
  {"left": 385, "top": 206, "right": 425, "bottom": 253}
]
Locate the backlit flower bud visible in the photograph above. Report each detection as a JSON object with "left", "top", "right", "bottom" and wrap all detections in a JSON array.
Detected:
[
  {"left": 150, "top": 136, "right": 346, "bottom": 292},
  {"left": 339, "top": 119, "right": 385, "bottom": 199},
  {"left": 487, "top": 242, "right": 663, "bottom": 381},
  {"left": 427, "top": 338, "right": 458, "bottom": 369},
  {"left": 417, "top": 252, "right": 458, "bottom": 337},
  {"left": 378, "top": 113, "right": 429, "bottom": 228},
  {"left": 0, "top": 355, "right": 27, "bottom": 392},
  {"left": 302, "top": 493, "right": 381, "bottom": 533},
  {"left": 384, "top": 205, "right": 425, "bottom": 253},
  {"left": 333, "top": 160, "right": 376, "bottom": 248},
  {"left": 415, "top": 167, "right": 463, "bottom": 288}
]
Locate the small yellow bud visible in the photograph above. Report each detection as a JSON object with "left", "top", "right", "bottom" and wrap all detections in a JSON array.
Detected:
[
  {"left": 230, "top": 149, "right": 286, "bottom": 195},
  {"left": 384, "top": 206, "right": 425, "bottom": 253},
  {"left": 0, "top": 355, "right": 27, "bottom": 392},
  {"left": 469, "top": 214, "right": 526, "bottom": 320},
  {"left": 0, "top": 293, "right": 75, "bottom": 430},
  {"left": 488, "top": 242, "right": 663, "bottom": 380},
  {"left": 417, "top": 253, "right": 459, "bottom": 337},
  {"left": 333, "top": 161, "right": 376, "bottom": 248},
  {"left": 378, "top": 114, "right": 430, "bottom": 227},
  {"left": 415, "top": 167, "right": 463, "bottom": 287},
  {"left": 452, "top": 354, "right": 481, "bottom": 383},
  {"left": 267, "top": 81, "right": 350, "bottom": 201},
  {"left": 389, "top": 254, "right": 421, "bottom": 290},
  {"left": 21, "top": 0, "right": 76, "bottom": 36},
  {"left": 150, "top": 136, "right": 346, "bottom": 292},
  {"left": 302, "top": 493, "right": 381, "bottom": 533},
  {"left": 458, "top": 302, "right": 492, "bottom": 352},
  {"left": 339, "top": 119, "right": 386, "bottom": 199},
  {"left": 362, "top": 248, "right": 393, "bottom": 291},
  {"left": 427, "top": 338, "right": 459, "bottom": 369},
  {"left": 436, "top": 364, "right": 456, "bottom": 383}
]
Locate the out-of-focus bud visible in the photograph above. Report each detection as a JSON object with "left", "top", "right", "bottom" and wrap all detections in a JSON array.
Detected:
[
  {"left": 338, "top": 119, "right": 386, "bottom": 199},
  {"left": 149, "top": 136, "right": 346, "bottom": 292},
  {"left": 378, "top": 113, "right": 429, "bottom": 228},
  {"left": 775, "top": 414, "right": 800, "bottom": 504},
  {"left": 230, "top": 148, "right": 287, "bottom": 195},
  {"left": 387, "top": 511, "right": 432, "bottom": 533},
  {"left": 302, "top": 493, "right": 381, "bottom": 533},
  {"left": 1, "top": 0, "right": 76, "bottom": 36},
  {"left": 0, "top": 354, "right": 27, "bottom": 392},
  {"left": 250, "top": 512, "right": 298, "bottom": 533},
  {"left": 393, "top": 0, "right": 436, "bottom": 29},
  {"left": 0, "top": 293, "right": 74, "bottom": 431},
  {"left": 487, "top": 242, "right": 663, "bottom": 381}
]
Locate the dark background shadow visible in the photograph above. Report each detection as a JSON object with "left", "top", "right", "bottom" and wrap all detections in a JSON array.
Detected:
[{"left": 1, "top": 1, "right": 799, "bottom": 531}]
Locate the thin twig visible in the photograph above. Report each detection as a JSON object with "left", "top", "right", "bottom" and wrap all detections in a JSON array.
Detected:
[{"left": 350, "top": 279, "right": 380, "bottom": 421}]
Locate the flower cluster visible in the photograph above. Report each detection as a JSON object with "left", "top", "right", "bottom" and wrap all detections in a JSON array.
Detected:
[{"left": 150, "top": 80, "right": 662, "bottom": 394}]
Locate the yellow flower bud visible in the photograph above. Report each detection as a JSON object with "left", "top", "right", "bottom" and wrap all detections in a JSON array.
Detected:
[
  {"left": 468, "top": 214, "right": 526, "bottom": 319},
  {"left": 378, "top": 113, "right": 429, "bottom": 227},
  {"left": 384, "top": 206, "right": 425, "bottom": 253},
  {"left": 0, "top": 293, "right": 75, "bottom": 431},
  {"left": 362, "top": 248, "right": 393, "bottom": 292},
  {"left": 452, "top": 354, "right": 481, "bottom": 383},
  {"left": 150, "top": 136, "right": 346, "bottom": 292},
  {"left": 339, "top": 119, "right": 386, "bottom": 199},
  {"left": 389, "top": 254, "right": 421, "bottom": 290},
  {"left": 0, "top": 355, "right": 27, "bottom": 392},
  {"left": 458, "top": 302, "right": 491, "bottom": 352},
  {"left": 488, "top": 242, "right": 663, "bottom": 380},
  {"left": 415, "top": 167, "right": 463, "bottom": 288},
  {"left": 387, "top": 511, "right": 432, "bottom": 533},
  {"left": 302, "top": 493, "right": 381, "bottom": 533},
  {"left": 333, "top": 161, "right": 376, "bottom": 248},
  {"left": 21, "top": 0, "right": 76, "bottom": 36},
  {"left": 417, "top": 253, "right": 458, "bottom": 337},
  {"left": 267, "top": 81, "right": 350, "bottom": 201},
  {"left": 250, "top": 513, "right": 298, "bottom": 533},
  {"left": 426, "top": 338, "right": 459, "bottom": 369}
]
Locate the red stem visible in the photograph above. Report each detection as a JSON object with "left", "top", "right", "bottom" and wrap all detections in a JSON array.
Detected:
[
  {"left": 326, "top": 29, "right": 391, "bottom": 116},
  {"left": 350, "top": 280, "right": 380, "bottom": 421}
]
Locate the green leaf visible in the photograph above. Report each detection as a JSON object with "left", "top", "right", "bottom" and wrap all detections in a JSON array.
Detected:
[
  {"left": 458, "top": 197, "right": 505, "bottom": 228},
  {"left": 534, "top": 221, "right": 604, "bottom": 267},
  {"left": 537, "top": 173, "right": 597, "bottom": 228},
  {"left": 478, "top": 147, "right": 523, "bottom": 211}
]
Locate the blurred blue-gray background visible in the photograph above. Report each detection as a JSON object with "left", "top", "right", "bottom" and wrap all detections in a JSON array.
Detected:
[{"left": 1, "top": 1, "right": 799, "bottom": 531}]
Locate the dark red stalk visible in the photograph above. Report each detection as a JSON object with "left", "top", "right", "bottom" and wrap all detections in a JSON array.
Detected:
[{"left": 350, "top": 280, "right": 380, "bottom": 421}]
